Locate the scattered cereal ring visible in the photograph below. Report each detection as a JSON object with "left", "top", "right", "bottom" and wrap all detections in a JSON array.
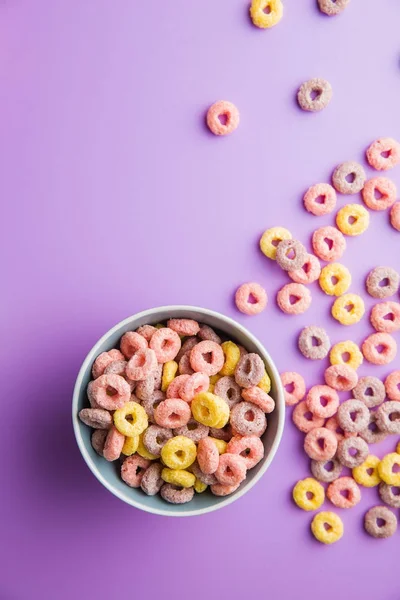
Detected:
[
  {"left": 362, "top": 332, "right": 397, "bottom": 365},
  {"left": 352, "top": 376, "right": 385, "bottom": 408},
  {"left": 176, "top": 337, "right": 199, "bottom": 362},
  {"left": 141, "top": 390, "right": 166, "bottom": 423},
  {"left": 79, "top": 408, "right": 112, "bottom": 429},
  {"left": 161, "top": 436, "right": 197, "bottom": 470},
  {"left": 303, "top": 183, "right": 337, "bottom": 216},
  {"left": 317, "top": 0, "right": 350, "bottom": 16},
  {"left": 133, "top": 373, "right": 154, "bottom": 400},
  {"left": 337, "top": 399, "right": 369, "bottom": 433},
  {"left": 364, "top": 506, "right": 398, "bottom": 538},
  {"left": 219, "top": 341, "right": 241, "bottom": 376},
  {"left": 366, "top": 266, "right": 400, "bottom": 299},
  {"left": 332, "top": 161, "right": 366, "bottom": 195},
  {"left": 191, "top": 392, "right": 230, "bottom": 428},
  {"left": 214, "top": 376, "right": 242, "bottom": 408},
  {"left": 297, "top": 78, "right": 333, "bottom": 112},
  {"left": 324, "top": 364, "right": 358, "bottom": 391},
  {"left": 114, "top": 401, "right": 148, "bottom": 437},
  {"left": 292, "top": 400, "right": 325, "bottom": 433},
  {"left": 327, "top": 477, "right": 361, "bottom": 509},
  {"left": 306, "top": 385, "right": 339, "bottom": 418},
  {"left": 260, "top": 227, "right": 292, "bottom": 260},
  {"left": 241, "top": 386, "right": 275, "bottom": 413},
  {"left": 304, "top": 427, "right": 338, "bottom": 461},
  {"left": 122, "top": 434, "right": 139, "bottom": 456},
  {"left": 161, "top": 360, "right": 178, "bottom": 392},
  {"left": 140, "top": 462, "right": 163, "bottom": 496},
  {"left": 319, "top": 263, "right": 351, "bottom": 296},
  {"left": 190, "top": 340, "right": 225, "bottom": 376},
  {"left": 160, "top": 484, "right": 194, "bottom": 504},
  {"left": 289, "top": 254, "right": 321, "bottom": 285},
  {"left": 311, "top": 512, "right": 343, "bottom": 544},
  {"left": 210, "top": 482, "right": 240, "bottom": 496},
  {"left": 234, "top": 353, "right": 265, "bottom": 388},
  {"left": 215, "top": 453, "right": 247, "bottom": 486},
  {"left": 280, "top": 371, "right": 306, "bottom": 406},
  {"left": 376, "top": 402, "right": 400, "bottom": 435},
  {"left": 161, "top": 468, "right": 195, "bottom": 489},
  {"left": 292, "top": 478, "right": 325, "bottom": 511},
  {"left": 91, "top": 429, "right": 107, "bottom": 456},
  {"left": 385, "top": 371, "right": 400, "bottom": 401},
  {"left": 378, "top": 483, "right": 400, "bottom": 509},
  {"left": 154, "top": 398, "right": 191, "bottom": 429},
  {"left": 329, "top": 340, "right": 363, "bottom": 370},
  {"left": 120, "top": 332, "right": 148, "bottom": 359},
  {"left": 359, "top": 411, "right": 387, "bottom": 445},
  {"left": 249, "top": 0, "right": 283, "bottom": 29},
  {"left": 197, "top": 437, "right": 219, "bottom": 474},
  {"left": 167, "top": 319, "right": 200, "bottom": 337},
  {"left": 142, "top": 425, "right": 173, "bottom": 456},
  {"left": 136, "top": 324, "right": 157, "bottom": 343},
  {"left": 197, "top": 325, "right": 221, "bottom": 344},
  {"left": 180, "top": 372, "right": 209, "bottom": 402},
  {"left": 149, "top": 328, "right": 181, "bottom": 363},
  {"left": 210, "top": 438, "right": 227, "bottom": 454},
  {"left": 366, "top": 138, "right": 400, "bottom": 171},
  {"left": 258, "top": 370, "right": 271, "bottom": 393},
  {"left": 173, "top": 419, "right": 209, "bottom": 442},
  {"left": 362, "top": 177, "right": 397, "bottom": 211},
  {"left": 378, "top": 453, "right": 400, "bottom": 485},
  {"left": 178, "top": 353, "right": 195, "bottom": 375},
  {"left": 311, "top": 457, "right": 343, "bottom": 483},
  {"left": 103, "top": 425, "right": 125, "bottom": 462},
  {"left": 206, "top": 101, "right": 239, "bottom": 136},
  {"left": 277, "top": 283, "right": 312, "bottom": 315},
  {"left": 298, "top": 326, "right": 331, "bottom": 360},
  {"left": 336, "top": 204, "right": 370, "bottom": 236},
  {"left": 89, "top": 374, "right": 131, "bottom": 411},
  {"left": 190, "top": 460, "right": 218, "bottom": 486},
  {"left": 126, "top": 348, "right": 157, "bottom": 381},
  {"left": 337, "top": 436, "right": 369, "bottom": 469},
  {"left": 312, "top": 226, "right": 346, "bottom": 262},
  {"left": 92, "top": 349, "right": 124, "bottom": 379},
  {"left": 276, "top": 239, "right": 307, "bottom": 271},
  {"left": 331, "top": 293, "right": 365, "bottom": 326},
  {"left": 325, "top": 415, "right": 355, "bottom": 442},
  {"left": 230, "top": 401, "right": 267, "bottom": 437},
  {"left": 390, "top": 202, "right": 400, "bottom": 231},
  {"left": 370, "top": 301, "right": 400, "bottom": 333},
  {"left": 353, "top": 455, "right": 381, "bottom": 487},
  {"left": 194, "top": 479, "right": 208, "bottom": 494},
  {"left": 121, "top": 455, "right": 151, "bottom": 487},
  {"left": 226, "top": 435, "right": 264, "bottom": 469},
  {"left": 235, "top": 282, "right": 268, "bottom": 315}
]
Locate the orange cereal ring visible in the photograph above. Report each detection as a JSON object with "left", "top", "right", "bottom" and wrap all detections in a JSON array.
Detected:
[
  {"left": 91, "top": 349, "right": 124, "bottom": 379},
  {"left": 89, "top": 373, "right": 131, "bottom": 410},
  {"left": 303, "top": 183, "right": 337, "bottom": 216},
  {"left": 235, "top": 282, "right": 268, "bottom": 315},
  {"left": 206, "top": 101, "right": 239, "bottom": 136},
  {"left": 362, "top": 332, "right": 397, "bottom": 365},
  {"left": 362, "top": 177, "right": 397, "bottom": 211},
  {"left": 366, "top": 137, "right": 400, "bottom": 171},
  {"left": 91, "top": 429, "right": 107, "bottom": 456},
  {"left": 327, "top": 477, "right": 361, "bottom": 509},
  {"left": 289, "top": 254, "right": 321, "bottom": 285},
  {"left": 312, "top": 226, "right": 346, "bottom": 262},
  {"left": 277, "top": 283, "right": 312, "bottom": 315},
  {"left": 166, "top": 374, "right": 191, "bottom": 399},
  {"left": 324, "top": 364, "right": 358, "bottom": 391}
]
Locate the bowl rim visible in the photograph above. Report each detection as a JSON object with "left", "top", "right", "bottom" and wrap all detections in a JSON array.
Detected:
[{"left": 72, "top": 305, "right": 285, "bottom": 517}]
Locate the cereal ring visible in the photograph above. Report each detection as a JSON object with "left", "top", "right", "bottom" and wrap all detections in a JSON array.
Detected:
[
  {"left": 142, "top": 425, "right": 173, "bottom": 456},
  {"left": 197, "top": 437, "right": 220, "bottom": 475},
  {"left": 103, "top": 425, "right": 125, "bottom": 462},
  {"left": 121, "top": 455, "right": 150, "bottom": 487},
  {"left": 327, "top": 477, "right": 361, "bottom": 509},
  {"left": 149, "top": 328, "right": 181, "bottom": 363},
  {"left": 367, "top": 137, "right": 400, "bottom": 171},
  {"left": 306, "top": 385, "right": 339, "bottom": 418},
  {"left": 390, "top": 202, "right": 400, "bottom": 231},
  {"left": 337, "top": 399, "right": 369, "bottom": 433},
  {"left": 277, "top": 283, "right": 312, "bottom": 315},
  {"left": 385, "top": 371, "right": 400, "bottom": 401},
  {"left": 332, "top": 293, "right": 365, "bottom": 326},
  {"left": 297, "top": 78, "right": 333, "bottom": 112},
  {"left": 366, "top": 267, "right": 400, "bottom": 299},
  {"left": 141, "top": 390, "right": 165, "bottom": 423},
  {"left": 191, "top": 392, "right": 230, "bottom": 428},
  {"left": 89, "top": 374, "right": 131, "bottom": 411},
  {"left": 332, "top": 161, "right": 366, "bottom": 195},
  {"left": 140, "top": 462, "right": 163, "bottom": 496},
  {"left": 298, "top": 326, "right": 331, "bottom": 360},
  {"left": 379, "top": 453, "right": 400, "bottom": 485},
  {"left": 292, "top": 478, "right": 325, "bottom": 511},
  {"left": 153, "top": 363, "right": 163, "bottom": 390},
  {"left": 319, "top": 263, "right": 351, "bottom": 296},
  {"left": 249, "top": 0, "right": 283, "bottom": 28},
  {"left": 79, "top": 408, "right": 112, "bottom": 429},
  {"left": 179, "top": 372, "right": 209, "bottom": 402},
  {"left": 280, "top": 371, "right": 306, "bottom": 406},
  {"left": 329, "top": 340, "right": 363, "bottom": 370},
  {"left": 353, "top": 455, "right": 381, "bottom": 487},
  {"left": 136, "top": 324, "right": 157, "bottom": 342},
  {"left": 219, "top": 341, "right": 241, "bottom": 377},
  {"left": 194, "top": 479, "right": 208, "bottom": 494},
  {"left": 197, "top": 325, "right": 221, "bottom": 344},
  {"left": 135, "top": 374, "right": 155, "bottom": 401},
  {"left": 160, "top": 484, "right": 194, "bottom": 504},
  {"left": 121, "top": 434, "right": 139, "bottom": 456},
  {"left": 292, "top": 400, "right": 325, "bottom": 433},
  {"left": 325, "top": 415, "right": 355, "bottom": 442},
  {"left": 230, "top": 401, "right": 267, "bottom": 437},
  {"left": 276, "top": 239, "right": 307, "bottom": 271},
  {"left": 260, "top": 227, "right": 292, "bottom": 260},
  {"left": 311, "top": 458, "right": 343, "bottom": 483},
  {"left": 209, "top": 423, "right": 233, "bottom": 442},
  {"left": 210, "top": 438, "right": 227, "bottom": 454},
  {"left": 362, "top": 177, "right": 397, "bottom": 211},
  {"left": 365, "top": 506, "right": 398, "bottom": 538},
  {"left": 136, "top": 433, "right": 158, "bottom": 460},
  {"left": 190, "top": 340, "right": 224, "bottom": 376},
  {"left": 215, "top": 454, "right": 247, "bottom": 486},
  {"left": 126, "top": 348, "right": 157, "bottom": 381},
  {"left": 166, "top": 319, "right": 200, "bottom": 337},
  {"left": 362, "top": 332, "right": 397, "bottom": 365},
  {"left": 359, "top": 411, "right": 387, "bottom": 445},
  {"left": 120, "top": 332, "right": 148, "bottom": 359},
  {"left": 161, "top": 468, "right": 195, "bottom": 489},
  {"left": 379, "top": 483, "right": 400, "bottom": 508},
  {"left": 337, "top": 437, "right": 369, "bottom": 468},
  {"left": 303, "top": 183, "right": 337, "bottom": 216},
  {"left": 336, "top": 204, "right": 370, "bottom": 236},
  {"left": 173, "top": 419, "right": 209, "bottom": 442},
  {"left": 324, "top": 364, "right": 358, "bottom": 391},
  {"left": 161, "top": 360, "right": 178, "bottom": 392},
  {"left": 103, "top": 360, "right": 136, "bottom": 391},
  {"left": 91, "top": 429, "right": 107, "bottom": 456},
  {"left": 352, "top": 376, "right": 386, "bottom": 408},
  {"left": 376, "top": 402, "right": 400, "bottom": 435},
  {"left": 92, "top": 349, "right": 124, "bottom": 379},
  {"left": 311, "top": 512, "right": 343, "bottom": 545},
  {"left": 179, "top": 353, "right": 195, "bottom": 375},
  {"left": 154, "top": 398, "right": 191, "bottom": 429},
  {"left": 304, "top": 427, "right": 338, "bottom": 461},
  {"left": 210, "top": 482, "right": 240, "bottom": 496},
  {"left": 370, "top": 302, "right": 400, "bottom": 334},
  {"left": 176, "top": 337, "right": 199, "bottom": 362},
  {"left": 258, "top": 370, "right": 271, "bottom": 393},
  {"left": 114, "top": 401, "right": 148, "bottom": 437},
  {"left": 206, "top": 101, "right": 239, "bottom": 136},
  {"left": 161, "top": 435, "right": 197, "bottom": 470},
  {"left": 242, "top": 386, "right": 275, "bottom": 413},
  {"left": 226, "top": 435, "right": 264, "bottom": 469},
  {"left": 312, "top": 226, "right": 346, "bottom": 262},
  {"left": 235, "top": 282, "right": 268, "bottom": 316},
  {"left": 166, "top": 374, "right": 190, "bottom": 399},
  {"left": 190, "top": 460, "right": 218, "bottom": 486},
  {"left": 317, "top": 0, "right": 350, "bottom": 16},
  {"left": 234, "top": 353, "right": 265, "bottom": 389},
  {"left": 214, "top": 376, "right": 242, "bottom": 408},
  {"left": 289, "top": 254, "right": 321, "bottom": 285}
]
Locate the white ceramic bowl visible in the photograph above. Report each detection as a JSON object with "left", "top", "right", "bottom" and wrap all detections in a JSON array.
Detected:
[{"left": 72, "top": 306, "right": 285, "bottom": 517}]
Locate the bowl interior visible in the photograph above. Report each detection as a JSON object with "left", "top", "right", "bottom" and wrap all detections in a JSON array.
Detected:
[{"left": 73, "top": 306, "right": 285, "bottom": 516}]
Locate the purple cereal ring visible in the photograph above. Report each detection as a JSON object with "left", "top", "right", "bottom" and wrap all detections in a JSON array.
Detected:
[
  {"left": 230, "top": 401, "right": 267, "bottom": 437},
  {"left": 366, "top": 266, "right": 400, "bottom": 299},
  {"left": 215, "top": 454, "right": 247, "bottom": 486},
  {"left": 104, "top": 359, "right": 136, "bottom": 391},
  {"left": 318, "top": 0, "right": 350, "bottom": 16},
  {"left": 209, "top": 424, "right": 233, "bottom": 442},
  {"left": 149, "top": 328, "right": 181, "bottom": 363},
  {"left": 198, "top": 325, "right": 222, "bottom": 345},
  {"left": 226, "top": 435, "right": 264, "bottom": 469},
  {"left": 276, "top": 239, "right": 307, "bottom": 271},
  {"left": 234, "top": 353, "right": 265, "bottom": 388},
  {"left": 312, "top": 226, "right": 346, "bottom": 262},
  {"left": 385, "top": 371, "right": 400, "bottom": 401},
  {"left": 337, "top": 436, "right": 369, "bottom": 468},
  {"left": 154, "top": 398, "right": 191, "bottom": 429},
  {"left": 140, "top": 462, "right": 163, "bottom": 496},
  {"left": 121, "top": 455, "right": 151, "bottom": 488},
  {"left": 324, "top": 364, "right": 358, "bottom": 392},
  {"left": 378, "top": 483, "right": 400, "bottom": 509},
  {"left": 292, "top": 400, "right": 325, "bottom": 433},
  {"left": 141, "top": 390, "right": 166, "bottom": 423},
  {"left": 178, "top": 353, "right": 195, "bottom": 375},
  {"left": 297, "top": 78, "right": 333, "bottom": 112},
  {"left": 103, "top": 425, "right": 125, "bottom": 462},
  {"left": 370, "top": 302, "right": 400, "bottom": 334},
  {"left": 214, "top": 376, "right": 242, "bottom": 408},
  {"left": 92, "top": 349, "right": 124, "bottom": 379},
  {"left": 311, "top": 457, "right": 343, "bottom": 483},
  {"left": 276, "top": 283, "right": 312, "bottom": 315},
  {"left": 304, "top": 427, "right": 338, "bottom": 461},
  {"left": 376, "top": 401, "right": 400, "bottom": 435},
  {"left": 359, "top": 411, "right": 387, "bottom": 445},
  {"left": 180, "top": 373, "right": 210, "bottom": 402},
  {"left": 362, "top": 177, "right": 397, "bottom": 211},
  {"left": 364, "top": 506, "right": 398, "bottom": 538},
  {"left": 160, "top": 483, "right": 194, "bottom": 504},
  {"left": 79, "top": 408, "right": 112, "bottom": 429},
  {"left": 167, "top": 319, "right": 200, "bottom": 336},
  {"left": 337, "top": 399, "right": 369, "bottom": 433},
  {"left": 120, "top": 331, "right": 148, "bottom": 359},
  {"left": 136, "top": 324, "right": 157, "bottom": 342},
  {"left": 89, "top": 374, "right": 131, "bottom": 410},
  {"left": 135, "top": 374, "right": 156, "bottom": 401},
  {"left": 174, "top": 419, "right": 209, "bottom": 442},
  {"left": 126, "top": 348, "right": 157, "bottom": 381},
  {"left": 352, "top": 376, "right": 386, "bottom": 408},
  {"left": 210, "top": 482, "right": 240, "bottom": 496},
  {"left": 332, "top": 161, "right": 366, "bottom": 195},
  {"left": 190, "top": 340, "right": 224, "bottom": 377},
  {"left": 91, "top": 429, "right": 108, "bottom": 456},
  {"left": 306, "top": 385, "right": 339, "bottom": 419},
  {"left": 190, "top": 460, "right": 218, "bottom": 485},
  {"left": 303, "top": 183, "right": 337, "bottom": 216},
  {"left": 298, "top": 326, "right": 331, "bottom": 360},
  {"left": 142, "top": 425, "right": 173, "bottom": 456},
  {"left": 176, "top": 337, "right": 199, "bottom": 362},
  {"left": 197, "top": 437, "right": 219, "bottom": 474}
]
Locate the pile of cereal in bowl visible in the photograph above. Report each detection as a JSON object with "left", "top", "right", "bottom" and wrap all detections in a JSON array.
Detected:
[{"left": 78, "top": 319, "right": 275, "bottom": 504}]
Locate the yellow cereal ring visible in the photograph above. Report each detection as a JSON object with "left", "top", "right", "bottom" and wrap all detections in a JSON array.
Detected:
[
  {"left": 260, "top": 226, "right": 292, "bottom": 260},
  {"left": 161, "top": 468, "right": 195, "bottom": 488},
  {"left": 161, "top": 435, "right": 197, "bottom": 470},
  {"left": 219, "top": 341, "right": 241, "bottom": 376},
  {"left": 258, "top": 371, "right": 272, "bottom": 393},
  {"left": 113, "top": 401, "right": 148, "bottom": 437},
  {"left": 292, "top": 478, "right": 325, "bottom": 511},
  {"left": 161, "top": 360, "right": 178, "bottom": 392},
  {"left": 329, "top": 341, "right": 363, "bottom": 371},
  {"left": 397, "top": 441, "right": 400, "bottom": 454},
  {"left": 137, "top": 433, "right": 158, "bottom": 460},
  {"left": 122, "top": 434, "right": 139, "bottom": 456},
  {"left": 378, "top": 453, "right": 400, "bottom": 486},
  {"left": 209, "top": 438, "right": 227, "bottom": 454},
  {"left": 352, "top": 455, "right": 381, "bottom": 487},
  {"left": 155, "top": 323, "right": 164, "bottom": 329},
  {"left": 331, "top": 293, "right": 365, "bottom": 326},
  {"left": 336, "top": 204, "right": 370, "bottom": 236},
  {"left": 194, "top": 478, "right": 208, "bottom": 493},
  {"left": 311, "top": 512, "right": 344, "bottom": 544},
  {"left": 191, "top": 392, "right": 230, "bottom": 428},
  {"left": 250, "top": 0, "right": 283, "bottom": 29},
  {"left": 319, "top": 263, "right": 351, "bottom": 296},
  {"left": 208, "top": 375, "right": 221, "bottom": 393}
]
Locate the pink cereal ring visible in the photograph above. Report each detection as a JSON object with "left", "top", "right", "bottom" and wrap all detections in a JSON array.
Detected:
[
  {"left": 292, "top": 400, "right": 325, "bottom": 433},
  {"left": 324, "top": 364, "right": 358, "bottom": 392},
  {"left": 289, "top": 254, "right": 321, "bottom": 285},
  {"left": 325, "top": 415, "right": 355, "bottom": 442},
  {"left": 390, "top": 202, "right": 400, "bottom": 231},
  {"left": 303, "top": 183, "right": 337, "bottom": 216},
  {"left": 280, "top": 371, "right": 306, "bottom": 406},
  {"left": 153, "top": 398, "right": 191, "bottom": 428},
  {"left": 91, "top": 349, "right": 124, "bottom": 379},
  {"left": 126, "top": 348, "right": 157, "bottom": 381},
  {"left": 197, "top": 437, "right": 219, "bottom": 474},
  {"left": 327, "top": 477, "right": 361, "bottom": 509},
  {"left": 180, "top": 373, "right": 210, "bottom": 403},
  {"left": 304, "top": 427, "right": 338, "bottom": 461},
  {"left": 235, "top": 282, "right": 267, "bottom": 315},
  {"left": 370, "top": 302, "right": 400, "bottom": 334},
  {"left": 89, "top": 374, "right": 131, "bottom": 410},
  {"left": 210, "top": 482, "right": 240, "bottom": 496},
  {"left": 226, "top": 435, "right": 264, "bottom": 469},
  {"left": 362, "top": 177, "right": 397, "bottom": 211},
  {"left": 277, "top": 283, "right": 311, "bottom": 315},
  {"left": 178, "top": 353, "right": 195, "bottom": 375},
  {"left": 241, "top": 386, "right": 275, "bottom": 413},
  {"left": 366, "top": 138, "right": 400, "bottom": 171},
  {"left": 136, "top": 324, "right": 157, "bottom": 342},
  {"left": 190, "top": 340, "right": 224, "bottom": 376},
  {"left": 206, "top": 100, "right": 239, "bottom": 136},
  {"left": 120, "top": 331, "right": 148, "bottom": 359},
  {"left": 103, "top": 425, "right": 125, "bottom": 461},
  {"left": 104, "top": 359, "right": 136, "bottom": 391},
  {"left": 385, "top": 371, "right": 400, "bottom": 401},
  {"left": 166, "top": 374, "right": 191, "bottom": 399},
  {"left": 167, "top": 319, "right": 200, "bottom": 336},
  {"left": 306, "top": 385, "right": 339, "bottom": 419},
  {"left": 121, "top": 455, "right": 151, "bottom": 488},
  {"left": 215, "top": 453, "right": 247, "bottom": 486},
  {"left": 312, "top": 226, "right": 346, "bottom": 262},
  {"left": 149, "top": 328, "right": 181, "bottom": 363},
  {"left": 362, "top": 332, "right": 397, "bottom": 365}
]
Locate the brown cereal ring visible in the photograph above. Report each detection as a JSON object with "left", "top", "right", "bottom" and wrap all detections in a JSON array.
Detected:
[
  {"left": 91, "top": 429, "right": 108, "bottom": 456},
  {"left": 214, "top": 376, "right": 242, "bottom": 408},
  {"left": 318, "top": 0, "right": 350, "bottom": 16},
  {"left": 362, "top": 177, "right": 397, "bottom": 211},
  {"left": 359, "top": 412, "right": 387, "bottom": 445},
  {"left": 337, "top": 399, "right": 369, "bottom": 433},
  {"left": 160, "top": 483, "right": 194, "bottom": 504},
  {"left": 297, "top": 78, "right": 333, "bottom": 112},
  {"left": 385, "top": 371, "right": 400, "bottom": 401},
  {"left": 276, "top": 283, "right": 312, "bottom": 315},
  {"left": 190, "top": 460, "right": 218, "bottom": 486},
  {"left": 135, "top": 374, "right": 156, "bottom": 401},
  {"left": 79, "top": 408, "right": 112, "bottom": 430},
  {"left": 298, "top": 325, "right": 331, "bottom": 360},
  {"left": 352, "top": 376, "right": 386, "bottom": 408},
  {"left": 364, "top": 506, "right": 398, "bottom": 538},
  {"left": 370, "top": 302, "right": 400, "bottom": 334},
  {"left": 230, "top": 401, "right": 267, "bottom": 437},
  {"left": 332, "top": 161, "right": 366, "bottom": 195},
  {"left": 234, "top": 353, "right": 265, "bottom": 388},
  {"left": 209, "top": 423, "right": 233, "bottom": 442},
  {"left": 175, "top": 337, "right": 199, "bottom": 362},
  {"left": 276, "top": 239, "right": 307, "bottom": 271},
  {"left": 311, "top": 457, "right": 343, "bottom": 483},
  {"left": 140, "top": 462, "right": 163, "bottom": 496},
  {"left": 173, "top": 419, "right": 209, "bottom": 442},
  {"left": 104, "top": 359, "right": 136, "bottom": 391},
  {"left": 378, "top": 483, "right": 400, "bottom": 509},
  {"left": 303, "top": 183, "right": 337, "bottom": 216},
  {"left": 337, "top": 436, "right": 369, "bottom": 468},
  {"left": 292, "top": 400, "right": 325, "bottom": 433},
  {"left": 178, "top": 353, "right": 194, "bottom": 375},
  {"left": 376, "top": 401, "right": 400, "bottom": 435},
  {"left": 366, "top": 266, "right": 400, "bottom": 299},
  {"left": 367, "top": 137, "right": 400, "bottom": 171},
  {"left": 306, "top": 385, "right": 339, "bottom": 419},
  {"left": 324, "top": 364, "right": 358, "bottom": 392},
  {"left": 312, "top": 226, "right": 346, "bottom": 262},
  {"left": 362, "top": 332, "right": 397, "bottom": 365},
  {"left": 142, "top": 425, "right": 173, "bottom": 456},
  {"left": 141, "top": 390, "right": 166, "bottom": 423},
  {"left": 197, "top": 325, "right": 221, "bottom": 344}
]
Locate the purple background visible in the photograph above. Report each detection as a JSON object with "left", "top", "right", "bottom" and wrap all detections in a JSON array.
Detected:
[{"left": 2, "top": 1, "right": 400, "bottom": 598}]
